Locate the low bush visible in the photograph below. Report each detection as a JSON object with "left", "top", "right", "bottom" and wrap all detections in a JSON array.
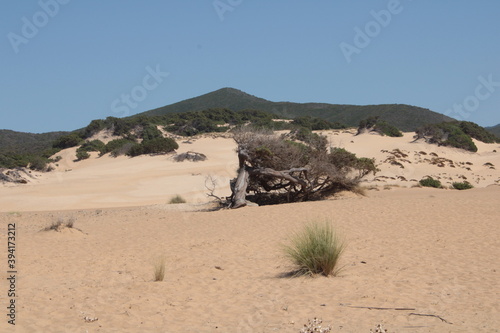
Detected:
[
  {"left": 169, "top": 195, "right": 186, "bottom": 204},
  {"left": 452, "top": 181, "right": 474, "bottom": 190},
  {"left": 283, "top": 222, "right": 345, "bottom": 277},
  {"left": 76, "top": 150, "right": 90, "bottom": 161},
  {"left": 419, "top": 177, "right": 442, "bottom": 188},
  {"left": 127, "top": 137, "right": 179, "bottom": 157},
  {"left": 52, "top": 133, "right": 84, "bottom": 149},
  {"left": 102, "top": 138, "right": 137, "bottom": 157}
]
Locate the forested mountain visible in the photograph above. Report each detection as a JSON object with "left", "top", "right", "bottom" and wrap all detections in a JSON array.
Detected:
[{"left": 139, "top": 87, "right": 455, "bottom": 132}]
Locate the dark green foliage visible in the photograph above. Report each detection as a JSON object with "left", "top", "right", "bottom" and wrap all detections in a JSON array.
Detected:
[
  {"left": 0, "top": 130, "right": 68, "bottom": 155},
  {"left": 459, "top": 121, "right": 499, "bottom": 143},
  {"left": 76, "top": 150, "right": 90, "bottom": 161},
  {"left": 78, "top": 140, "right": 106, "bottom": 154},
  {"left": 375, "top": 121, "right": 403, "bottom": 137},
  {"left": 28, "top": 155, "right": 49, "bottom": 171},
  {"left": 415, "top": 122, "right": 478, "bottom": 152},
  {"left": 83, "top": 119, "right": 105, "bottom": 138},
  {"left": 102, "top": 138, "right": 137, "bottom": 157},
  {"left": 452, "top": 181, "right": 474, "bottom": 190},
  {"left": 163, "top": 108, "right": 288, "bottom": 136},
  {"left": 358, "top": 116, "right": 403, "bottom": 137},
  {"left": 358, "top": 116, "right": 379, "bottom": 129},
  {"left": 329, "top": 148, "right": 378, "bottom": 177},
  {"left": 127, "top": 137, "right": 178, "bottom": 157},
  {"left": 126, "top": 143, "right": 144, "bottom": 157},
  {"left": 419, "top": 177, "right": 442, "bottom": 188},
  {"left": 52, "top": 133, "right": 84, "bottom": 149},
  {"left": 292, "top": 116, "right": 345, "bottom": 130},
  {"left": 138, "top": 88, "right": 453, "bottom": 132},
  {"left": 141, "top": 124, "right": 163, "bottom": 141},
  {"left": 41, "top": 147, "right": 62, "bottom": 159}
]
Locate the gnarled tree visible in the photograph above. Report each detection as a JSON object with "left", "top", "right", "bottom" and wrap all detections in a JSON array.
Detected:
[{"left": 229, "top": 128, "right": 377, "bottom": 208}]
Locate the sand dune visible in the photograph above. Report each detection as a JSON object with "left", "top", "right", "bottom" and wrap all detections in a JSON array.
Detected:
[
  {"left": 0, "top": 131, "right": 499, "bottom": 332},
  {"left": 0, "top": 186, "right": 498, "bottom": 332},
  {"left": 1, "top": 131, "right": 499, "bottom": 212}
]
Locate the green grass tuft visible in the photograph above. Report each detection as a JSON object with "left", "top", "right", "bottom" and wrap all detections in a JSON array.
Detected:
[
  {"left": 153, "top": 256, "right": 166, "bottom": 282},
  {"left": 169, "top": 195, "right": 186, "bottom": 204},
  {"left": 284, "top": 222, "right": 345, "bottom": 277}
]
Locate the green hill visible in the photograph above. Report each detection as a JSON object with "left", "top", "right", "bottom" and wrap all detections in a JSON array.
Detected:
[
  {"left": 486, "top": 124, "right": 500, "bottom": 137},
  {"left": 0, "top": 130, "right": 68, "bottom": 155},
  {"left": 139, "top": 87, "right": 455, "bottom": 132}
]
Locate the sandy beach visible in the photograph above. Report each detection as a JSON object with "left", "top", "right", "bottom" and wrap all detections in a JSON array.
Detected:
[{"left": 0, "top": 131, "right": 499, "bottom": 332}]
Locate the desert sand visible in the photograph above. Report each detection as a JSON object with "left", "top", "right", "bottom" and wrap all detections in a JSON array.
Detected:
[{"left": 0, "top": 131, "right": 499, "bottom": 332}]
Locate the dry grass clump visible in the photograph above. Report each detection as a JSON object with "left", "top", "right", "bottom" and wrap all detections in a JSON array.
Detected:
[
  {"left": 169, "top": 195, "right": 186, "bottom": 204},
  {"left": 42, "top": 217, "right": 75, "bottom": 232},
  {"left": 153, "top": 256, "right": 166, "bottom": 282},
  {"left": 284, "top": 221, "right": 345, "bottom": 277}
]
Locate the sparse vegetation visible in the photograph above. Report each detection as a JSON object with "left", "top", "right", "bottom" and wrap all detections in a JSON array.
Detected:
[
  {"left": 284, "top": 222, "right": 345, "bottom": 277},
  {"left": 452, "top": 181, "right": 474, "bottom": 190},
  {"left": 414, "top": 121, "right": 499, "bottom": 152},
  {"left": 169, "top": 195, "right": 186, "bottom": 204},
  {"left": 357, "top": 116, "right": 403, "bottom": 137},
  {"left": 419, "top": 177, "right": 442, "bottom": 188},
  {"left": 42, "top": 217, "right": 75, "bottom": 232},
  {"left": 153, "top": 256, "right": 166, "bottom": 282}
]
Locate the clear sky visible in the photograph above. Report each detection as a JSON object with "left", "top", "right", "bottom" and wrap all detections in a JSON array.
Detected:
[{"left": 1, "top": 0, "right": 499, "bottom": 133}]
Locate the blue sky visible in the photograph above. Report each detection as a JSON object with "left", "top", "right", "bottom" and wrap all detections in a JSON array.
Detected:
[{"left": 1, "top": 0, "right": 499, "bottom": 133}]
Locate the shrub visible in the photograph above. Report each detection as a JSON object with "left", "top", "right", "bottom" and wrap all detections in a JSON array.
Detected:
[
  {"left": 78, "top": 140, "right": 106, "bottom": 154},
  {"left": 452, "top": 181, "right": 474, "bottom": 190},
  {"left": 153, "top": 256, "right": 166, "bottom": 282},
  {"left": 169, "top": 195, "right": 186, "bottom": 204},
  {"left": 141, "top": 124, "right": 163, "bottom": 141},
  {"left": 76, "top": 150, "right": 90, "bottom": 161},
  {"left": 283, "top": 222, "right": 345, "bottom": 277},
  {"left": 357, "top": 116, "right": 403, "bottom": 137},
  {"left": 419, "top": 177, "right": 442, "bottom": 188},
  {"left": 103, "top": 138, "right": 137, "bottom": 157},
  {"left": 127, "top": 137, "right": 178, "bottom": 157},
  {"left": 28, "top": 155, "right": 49, "bottom": 171},
  {"left": 52, "top": 133, "right": 84, "bottom": 149},
  {"left": 415, "top": 122, "right": 478, "bottom": 152},
  {"left": 231, "top": 128, "right": 377, "bottom": 206},
  {"left": 375, "top": 121, "right": 403, "bottom": 137},
  {"left": 83, "top": 119, "right": 105, "bottom": 138}
]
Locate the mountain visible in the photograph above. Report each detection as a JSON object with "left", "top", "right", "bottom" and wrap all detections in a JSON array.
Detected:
[
  {"left": 486, "top": 124, "right": 500, "bottom": 137},
  {"left": 0, "top": 129, "right": 68, "bottom": 155},
  {"left": 139, "top": 87, "right": 455, "bottom": 131}
]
